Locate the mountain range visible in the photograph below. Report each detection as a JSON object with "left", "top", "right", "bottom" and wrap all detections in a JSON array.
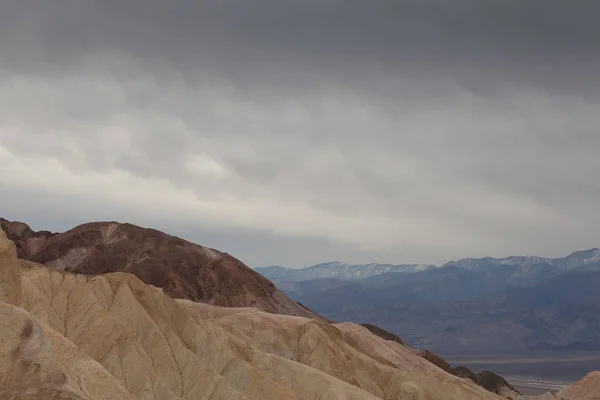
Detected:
[
  {"left": 255, "top": 261, "right": 436, "bottom": 281},
  {"left": 442, "top": 249, "right": 600, "bottom": 272},
  {"left": 257, "top": 248, "right": 600, "bottom": 282},
  {"left": 256, "top": 248, "right": 600, "bottom": 354}
]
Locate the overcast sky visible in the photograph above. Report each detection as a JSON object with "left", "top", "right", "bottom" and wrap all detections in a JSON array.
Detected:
[{"left": 1, "top": 1, "right": 599, "bottom": 268}]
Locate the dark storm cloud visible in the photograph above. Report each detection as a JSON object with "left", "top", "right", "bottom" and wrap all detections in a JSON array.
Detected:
[
  {"left": 0, "top": 0, "right": 599, "bottom": 266},
  {"left": 2, "top": 0, "right": 600, "bottom": 94}
]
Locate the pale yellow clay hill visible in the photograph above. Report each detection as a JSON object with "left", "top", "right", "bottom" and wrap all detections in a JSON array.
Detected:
[{"left": 0, "top": 230, "right": 596, "bottom": 399}]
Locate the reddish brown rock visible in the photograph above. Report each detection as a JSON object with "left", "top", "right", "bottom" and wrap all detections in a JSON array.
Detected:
[
  {"left": 418, "top": 350, "right": 454, "bottom": 374},
  {"left": 452, "top": 365, "right": 479, "bottom": 383},
  {"left": 0, "top": 218, "right": 55, "bottom": 258},
  {"left": 417, "top": 349, "right": 521, "bottom": 397},
  {"left": 0, "top": 218, "right": 318, "bottom": 318},
  {"left": 360, "top": 323, "right": 405, "bottom": 346}
]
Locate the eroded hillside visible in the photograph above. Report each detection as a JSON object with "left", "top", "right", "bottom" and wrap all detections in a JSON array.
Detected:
[
  {"left": 0, "top": 228, "right": 511, "bottom": 400},
  {"left": 0, "top": 218, "right": 317, "bottom": 318},
  {"left": 2, "top": 227, "right": 599, "bottom": 399}
]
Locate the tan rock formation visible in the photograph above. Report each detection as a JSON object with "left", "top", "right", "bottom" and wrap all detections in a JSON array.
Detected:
[
  {"left": 0, "top": 229, "right": 21, "bottom": 306},
  {"left": 557, "top": 371, "right": 600, "bottom": 400},
  {"left": 0, "top": 302, "right": 134, "bottom": 400}
]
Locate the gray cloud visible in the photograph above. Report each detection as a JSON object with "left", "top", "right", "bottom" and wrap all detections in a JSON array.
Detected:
[{"left": 0, "top": 0, "right": 599, "bottom": 267}]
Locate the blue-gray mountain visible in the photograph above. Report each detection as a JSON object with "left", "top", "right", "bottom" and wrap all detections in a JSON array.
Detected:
[
  {"left": 256, "top": 248, "right": 600, "bottom": 354},
  {"left": 443, "top": 248, "right": 600, "bottom": 271},
  {"left": 255, "top": 261, "right": 435, "bottom": 282},
  {"left": 257, "top": 248, "right": 600, "bottom": 282}
]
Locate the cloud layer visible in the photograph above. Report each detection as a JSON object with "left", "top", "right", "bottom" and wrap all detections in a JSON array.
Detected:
[{"left": 1, "top": 0, "right": 599, "bottom": 267}]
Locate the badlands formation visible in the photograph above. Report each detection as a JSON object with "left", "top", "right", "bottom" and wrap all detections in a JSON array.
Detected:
[
  {"left": 0, "top": 222, "right": 598, "bottom": 399},
  {"left": 0, "top": 218, "right": 317, "bottom": 318}
]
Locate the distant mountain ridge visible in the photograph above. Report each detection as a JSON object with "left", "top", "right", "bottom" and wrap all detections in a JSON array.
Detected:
[
  {"left": 258, "top": 247, "right": 600, "bottom": 283},
  {"left": 255, "top": 261, "right": 436, "bottom": 282},
  {"left": 443, "top": 248, "right": 600, "bottom": 271},
  {"left": 255, "top": 246, "right": 600, "bottom": 354},
  {"left": 287, "top": 268, "right": 600, "bottom": 353}
]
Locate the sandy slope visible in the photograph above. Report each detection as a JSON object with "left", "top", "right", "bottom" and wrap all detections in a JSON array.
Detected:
[{"left": 557, "top": 372, "right": 600, "bottom": 400}]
